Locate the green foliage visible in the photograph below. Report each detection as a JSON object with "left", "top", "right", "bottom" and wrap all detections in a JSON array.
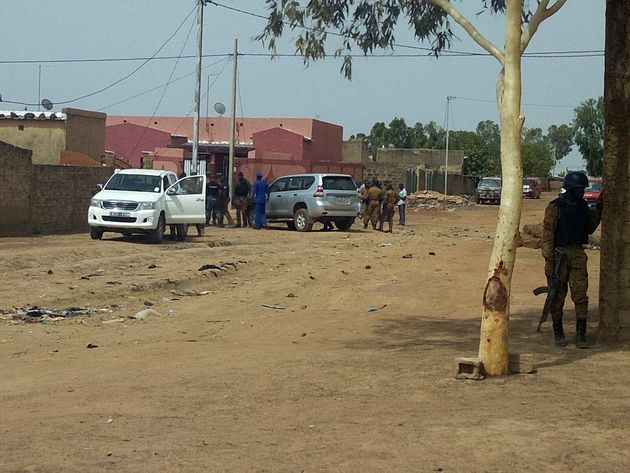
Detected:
[
  {"left": 573, "top": 97, "right": 604, "bottom": 177},
  {"left": 546, "top": 123, "right": 574, "bottom": 161},
  {"left": 521, "top": 127, "right": 554, "bottom": 177},
  {"left": 364, "top": 117, "right": 565, "bottom": 177},
  {"left": 257, "top": 1, "right": 535, "bottom": 79}
]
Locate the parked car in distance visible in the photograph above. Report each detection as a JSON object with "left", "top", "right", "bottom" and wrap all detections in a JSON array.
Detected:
[
  {"left": 522, "top": 177, "right": 542, "bottom": 199},
  {"left": 583, "top": 177, "right": 603, "bottom": 208},
  {"left": 88, "top": 169, "right": 206, "bottom": 243},
  {"left": 266, "top": 173, "right": 360, "bottom": 232},
  {"left": 475, "top": 177, "right": 502, "bottom": 204}
]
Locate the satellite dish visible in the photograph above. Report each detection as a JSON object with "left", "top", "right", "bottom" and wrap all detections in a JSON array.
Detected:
[
  {"left": 41, "top": 99, "right": 53, "bottom": 111},
  {"left": 214, "top": 102, "right": 226, "bottom": 115}
]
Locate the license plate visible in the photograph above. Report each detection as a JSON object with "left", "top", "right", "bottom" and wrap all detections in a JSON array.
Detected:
[
  {"left": 336, "top": 197, "right": 351, "bottom": 205},
  {"left": 110, "top": 211, "right": 131, "bottom": 217}
]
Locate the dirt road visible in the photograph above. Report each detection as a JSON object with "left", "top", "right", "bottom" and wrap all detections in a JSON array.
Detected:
[{"left": 1, "top": 195, "right": 629, "bottom": 472}]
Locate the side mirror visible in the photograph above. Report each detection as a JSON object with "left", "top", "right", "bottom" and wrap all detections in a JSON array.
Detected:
[
  {"left": 167, "top": 188, "right": 178, "bottom": 196},
  {"left": 96, "top": 183, "right": 103, "bottom": 191}
]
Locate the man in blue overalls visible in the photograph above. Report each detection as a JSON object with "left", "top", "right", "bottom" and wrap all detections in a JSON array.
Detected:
[{"left": 252, "top": 171, "right": 268, "bottom": 230}]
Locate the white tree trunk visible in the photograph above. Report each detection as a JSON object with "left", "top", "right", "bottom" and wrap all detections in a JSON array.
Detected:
[{"left": 478, "top": 0, "right": 524, "bottom": 376}]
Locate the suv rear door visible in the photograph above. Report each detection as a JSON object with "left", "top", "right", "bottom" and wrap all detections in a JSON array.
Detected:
[
  {"left": 321, "top": 175, "right": 358, "bottom": 211},
  {"left": 165, "top": 175, "right": 206, "bottom": 223}
]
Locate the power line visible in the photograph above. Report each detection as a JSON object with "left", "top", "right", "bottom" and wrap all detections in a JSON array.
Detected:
[
  {"left": 207, "top": 0, "right": 604, "bottom": 59},
  {"left": 128, "top": 13, "right": 197, "bottom": 158},
  {"left": 171, "top": 57, "right": 232, "bottom": 137},
  {"left": 452, "top": 96, "right": 576, "bottom": 109},
  {"left": 97, "top": 57, "right": 229, "bottom": 112},
  {"left": 1, "top": 5, "right": 197, "bottom": 107}
]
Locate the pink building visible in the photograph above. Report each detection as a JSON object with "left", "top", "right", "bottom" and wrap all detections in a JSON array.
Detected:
[{"left": 105, "top": 116, "right": 362, "bottom": 182}]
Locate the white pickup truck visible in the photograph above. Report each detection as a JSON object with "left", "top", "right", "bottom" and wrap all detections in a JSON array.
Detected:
[{"left": 88, "top": 169, "right": 206, "bottom": 243}]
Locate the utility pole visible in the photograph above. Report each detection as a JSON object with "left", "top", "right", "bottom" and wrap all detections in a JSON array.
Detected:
[
  {"left": 192, "top": 0, "right": 206, "bottom": 175},
  {"left": 444, "top": 96, "right": 453, "bottom": 196},
  {"left": 228, "top": 38, "right": 238, "bottom": 197}
]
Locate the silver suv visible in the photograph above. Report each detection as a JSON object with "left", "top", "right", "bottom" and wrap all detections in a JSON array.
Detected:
[{"left": 266, "top": 173, "right": 360, "bottom": 232}]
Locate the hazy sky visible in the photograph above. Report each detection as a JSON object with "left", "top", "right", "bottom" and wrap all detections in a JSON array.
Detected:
[{"left": 1, "top": 1, "right": 604, "bottom": 170}]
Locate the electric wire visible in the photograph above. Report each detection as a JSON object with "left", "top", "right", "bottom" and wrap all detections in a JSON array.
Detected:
[
  {"left": 0, "top": 5, "right": 197, "bottom": 107},
  {"left": 171, "top": 57, "right": 232, "bottom": 137},
  {"left": 207, "top": 0, "right": 604, "bottom": 59},
  {"left": 97, "top": 57, "right": 228, "bottom": 112},
  {"left": 128, "top": 13, "right": 197, "bottom": 159}
]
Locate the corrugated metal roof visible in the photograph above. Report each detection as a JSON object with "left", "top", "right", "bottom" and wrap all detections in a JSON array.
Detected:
[{"left": 0, "top": 110, "right": 66, "bottom": 120}]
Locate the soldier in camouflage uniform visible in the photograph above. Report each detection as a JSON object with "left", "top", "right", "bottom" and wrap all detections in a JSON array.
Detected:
[
  {"left": 363, "top": 180, "right": 383, "bottom": 230},
  {"left": 542, "top": 171, "right": 603, "bottom": 349},
  {"left": 378, "top": 182, "right": 398, "bottom": 233}
]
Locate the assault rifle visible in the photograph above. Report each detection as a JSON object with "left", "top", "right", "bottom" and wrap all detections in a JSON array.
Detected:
[{"left": 533, "top": 248, "right": 566, "bottom": 333}]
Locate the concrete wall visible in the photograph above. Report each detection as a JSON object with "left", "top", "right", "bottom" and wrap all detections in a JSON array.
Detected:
[
  {"left": 365, "top": 161, "right": 477, "bottom": 195},
  {"left": 311, "top": 119, "right": 343, "bottom": 162},
  {"left": 0, "top": 142, "right": 33, "bottom": 235},
  {"left": 0, "top": 148, "right": 113, "bottom": 236},
  {"left": 64, "top": 108, "right": 106, "bottom": 161},
  {"left": 342, "top": 139, "right": 368, "bottom": 164},
  {"left": 0, "top": 119, "right": 65, "bottom": 164},
  {"left": 374, "top": 148, "right": 465, "bottom": 174}
]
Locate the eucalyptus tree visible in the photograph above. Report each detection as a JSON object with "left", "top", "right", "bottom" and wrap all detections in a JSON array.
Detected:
[{"left": 258, "top": 0, "right": 567, "bottom": 376}]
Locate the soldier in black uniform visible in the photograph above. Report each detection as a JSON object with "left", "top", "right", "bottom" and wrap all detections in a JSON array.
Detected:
[{"left": 541, "top": 171, "right": 603, "bottom": 348}]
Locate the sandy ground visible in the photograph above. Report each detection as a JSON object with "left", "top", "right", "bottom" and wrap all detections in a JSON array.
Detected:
[{"left": 1, "top": 194, "right": 629, "bottom": 473}]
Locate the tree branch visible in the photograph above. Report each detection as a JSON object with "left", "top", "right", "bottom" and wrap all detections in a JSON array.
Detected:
[
  {"left": 521, "top": 0, "right": 568, "bottom": 53},
  {"left": 429, "top": 0, "right": 504, "bottom": 65}
]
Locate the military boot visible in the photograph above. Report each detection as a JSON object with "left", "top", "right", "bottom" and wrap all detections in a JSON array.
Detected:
[
  {"left": 576, "top": 319, "right": 589, "bottom": 349},
  {"left": 552, "top": 318, "right": 567, "bottom": 347}
]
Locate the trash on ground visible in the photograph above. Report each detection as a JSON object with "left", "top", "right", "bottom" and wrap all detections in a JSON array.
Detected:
[
  {"left": 130, "top": 308, "right": 161, "bottom": 320},
  {"left": 402, "top": 254, "right": 413, "bottom": 259},
  {"left": 262, "top": 304, "right": 285, "bottom": 310},
  {"left": 367, "top": 304, "right": 388, "bottom": 312}
]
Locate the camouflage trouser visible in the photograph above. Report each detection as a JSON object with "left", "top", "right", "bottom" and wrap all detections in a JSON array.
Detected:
[
  {"left": 364, "top": 201, "right": 381, "bottom": 228},
  {"left": 550, "top": 245, "right": 589, "bottom": 321},
  {"left": 379, "top": 204, "right": 395, "bottom": 230}
]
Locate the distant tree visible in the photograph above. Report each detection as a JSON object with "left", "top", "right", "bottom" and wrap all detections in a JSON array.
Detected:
[
  {"left": 573, "top": 97, "right": 604, "bottom": 177},
  {"left": 387, "top": 117, "right": 414, "bottom": 148},
  {"left": 259, "top": 0, "right": 569, "bottom": 375},
  {"left": 410, "top": 122, "right": 427, "bottom": 148},
  {"left": 522, "top": 127, "right": 554, "bottom": 176},
  {"left": 369, "top": 122, "right": 388, "bottom": 150},
  {"left": 546, "top": 123, "right": 574, "bottom": 162}
]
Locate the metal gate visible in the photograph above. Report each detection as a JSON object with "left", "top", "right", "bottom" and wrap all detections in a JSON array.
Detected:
[
  {"left": 183, "top": 159, "right": 208, "bottom": 176},
  {"left": 405, "top": 168, "right": 418, "bottom": 193}
]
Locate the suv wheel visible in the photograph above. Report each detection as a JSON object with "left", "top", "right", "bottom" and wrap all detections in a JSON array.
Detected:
[
  {"left": 335, "top": 218, "right": 353, "bottom": 231},
  {"left": 90, "top": 227, "right": 103, "bottom": 240},
  {"left": 150, "top": 214, "right": 165, "bottom": 244},
  {"left": 293, "top": 208, "right": 313, "bottom": 232}
]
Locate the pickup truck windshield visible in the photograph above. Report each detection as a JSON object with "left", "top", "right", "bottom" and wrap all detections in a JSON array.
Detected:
[
  {"left": 105, "top": 174, "right": 162, "bottom": 193},
  {"left": 479, "top": 178, "right": 501, "bottom": 188}
]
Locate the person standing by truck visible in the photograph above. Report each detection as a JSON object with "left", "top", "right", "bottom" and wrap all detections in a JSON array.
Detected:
[
  {"left": 234, "top": 171, "right": 251, "bottom": 228},
  {"left": 252, "top": 171, "right": 268, "bottom": 230},
  {"left": 363, "top": 180, "right": 383, "bottom": 230},
  {"left": 205, "top": 174, "right": 220, "bottom": 226}
]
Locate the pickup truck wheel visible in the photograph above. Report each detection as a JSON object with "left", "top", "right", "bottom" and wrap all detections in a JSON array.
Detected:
[
  {"left": 176, "top": 224, "right": 188, "bottom": 241},
  {"left": 90, "top": 227, "right": 103, "bottom": 240},
  {"left": 335, "top": 218, "right": 353, "bottom": 231},
  {"left": 150, "top": 214, "right": 165, "bottom": 244},
  {"left": 293, "top": 208, "right": 313, "bottom": 232}
]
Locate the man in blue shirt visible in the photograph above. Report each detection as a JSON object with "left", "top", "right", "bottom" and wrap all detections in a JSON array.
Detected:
[{"left": 252, "top": 171, "right": 268, "bottom": 230}]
